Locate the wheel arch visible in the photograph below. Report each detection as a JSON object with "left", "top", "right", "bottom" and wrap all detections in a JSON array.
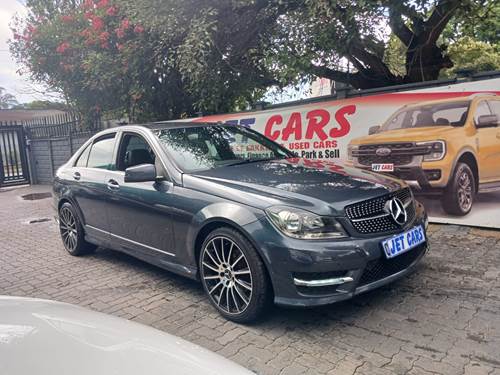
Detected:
[
  {"left": 56, "top": 195, "right": 86, "bottom": 227},
  {"left": 454, "top": 150, "right": 479, "bottom": 192},
  {"left": 187, "top": 202, "right": 269, "bottom": 278}
]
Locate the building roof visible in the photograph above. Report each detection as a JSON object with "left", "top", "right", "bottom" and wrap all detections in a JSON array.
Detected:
[{"left": 0, "top": 109, "right": 67, "bottom": 123}]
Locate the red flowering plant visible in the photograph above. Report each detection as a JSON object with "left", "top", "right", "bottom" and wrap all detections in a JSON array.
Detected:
[{"left": 9, "top": 0, "right": 149, "bottom": 121}]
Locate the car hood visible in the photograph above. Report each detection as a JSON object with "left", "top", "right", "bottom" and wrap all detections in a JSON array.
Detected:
[
  {"left": 0, "top": 296, "right": 252, "bottom": 375},
  {"left": 350, "top": 126, "right": 456, "bottom": 144},
  {"left": 184, "top": 158, "right": 403, "bottom": 216}
]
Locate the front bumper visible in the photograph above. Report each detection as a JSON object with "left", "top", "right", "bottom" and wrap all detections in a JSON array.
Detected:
[
  {"left": 351, "top": 156, "right": 452, "bottom": 191},
  {"left": 242, "top": 201, "right": 428, "bottom": 307}
]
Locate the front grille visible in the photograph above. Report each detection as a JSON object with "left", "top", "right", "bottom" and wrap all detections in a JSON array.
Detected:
[
  {"left": 345, "top": 188, "right": 415, "bottom": 234},
  {"left": 354, "top": 143, "right": 429, "bottom": 167},
  {"left": 358, "top": 243, "right": 426, "bottom": 286}
]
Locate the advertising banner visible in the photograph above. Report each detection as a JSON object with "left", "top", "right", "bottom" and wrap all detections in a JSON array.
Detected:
[{"left": 190, "top": 78, "right": 500, "bottom": 228}]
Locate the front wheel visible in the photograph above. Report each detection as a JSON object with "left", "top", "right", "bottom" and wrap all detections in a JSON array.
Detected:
[
  {"left": 199, "top": 227, "right": 272, "bottom": 323},
  {"left": 58, "top": 202, "right": 97, "bottom": 256},
  {"left": 442, "top": 162, "right": 475, "bottom": 216}
]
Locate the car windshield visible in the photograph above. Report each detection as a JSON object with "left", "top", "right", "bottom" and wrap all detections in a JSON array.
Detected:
[
  {"left": 154, "top": 124, "right": 293, "bottom": 172},
  {"left": 381, "top": 101, "right": 470, "bottom": 131}
]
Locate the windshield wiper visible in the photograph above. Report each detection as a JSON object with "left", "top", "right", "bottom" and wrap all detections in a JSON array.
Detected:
[{"left": 224, "top": 157, "right": 276, "bottom": 167}]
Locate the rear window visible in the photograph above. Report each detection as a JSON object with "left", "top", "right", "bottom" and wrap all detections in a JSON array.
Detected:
[
  {"left": 75, "top": 144, "right": 91, "bottom": 167},
  {"left": 87, "top": 134, "right": 116, "bottom": 169},
  {"left": 382, "top": 101, "right": 470, "bottom": 131}
]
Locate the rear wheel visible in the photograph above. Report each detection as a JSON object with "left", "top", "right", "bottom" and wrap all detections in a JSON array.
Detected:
[
  {"left": 442, "top": 162, "right": 475, "bottom": 216},
  {"left": 199, "top": 227, "right": 271, "bottom": 323},
  {"left": 58, "top": 202, "right": 97, "bottom": 256}
]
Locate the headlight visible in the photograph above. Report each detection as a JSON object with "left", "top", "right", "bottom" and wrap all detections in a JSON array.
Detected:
[
  {"left": 265, "top": 206, "right": 347, "bottom": 239},
  {"left": 417, "top": 140, "right": 446, "bottom": 161},
  {"left": 347, "top": 145, "right": 358, "bottom": 160}
]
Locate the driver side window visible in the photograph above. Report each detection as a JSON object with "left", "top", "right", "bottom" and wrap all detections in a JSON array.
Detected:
[
  {"left": 474, "top": 101, "right": 491, "bottom": 126},
  {"left": 117, "top": 133, "right": 155, "bottom": 171}
]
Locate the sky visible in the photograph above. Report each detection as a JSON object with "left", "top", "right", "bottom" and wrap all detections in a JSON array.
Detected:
[{"left": 0, "top": 0, "right": 52, "bottom": 104}]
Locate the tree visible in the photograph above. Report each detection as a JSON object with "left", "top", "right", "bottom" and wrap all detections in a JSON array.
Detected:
[
  {"left": 441, "top": 37, "right": 500, "bottom": 77},
  {"left": 0, "top": 87, "right": 18, "bottom": 109},
  {"left": 384, "top": 2, "right": 500, "bottom": 79},
  {"left": 268, "top": 0, "right": 477, "bottom": 89},
  {"left": 10, "top": 0, "right": 277, "bottom": 121},
  {"left": 10, "top": 0, "right": 498, "bottom": 122},
  {"left": 13, "top": 100, "right": 69, "bottom": 110},
  {"left": 124, "top": 0, "right": 496, "bottom": 90},
  {"left": 443, "top": 2, "right": 499, "bottom": 44}
]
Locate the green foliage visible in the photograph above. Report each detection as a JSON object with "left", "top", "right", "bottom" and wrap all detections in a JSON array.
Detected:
[
  {"left": 443, "top": 2, "right": 499, "bottom": 44},
  {"left": 383, "top": 36, "right": 407, "bottom": 77},
  {"left": 441, "top": 37, "right": 500, "bottom": 77},
  {"left": 10, "top": 0, "right": 274, "bottom": 121}
]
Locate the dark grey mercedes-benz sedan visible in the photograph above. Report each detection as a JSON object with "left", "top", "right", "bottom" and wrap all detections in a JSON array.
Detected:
[{"left": 53, "top": 122, "right": 428, "bottom": 322}]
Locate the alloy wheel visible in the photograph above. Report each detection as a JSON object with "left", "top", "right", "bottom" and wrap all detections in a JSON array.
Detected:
[
  {"left": 201, "top": 236, "right": 253, "bottom": 315},
  {"left": 457, "top": 170, "right": 473, "bottom": 212},
  {"left": 59, "top": 207, "right": 78, "bottom": 252}
]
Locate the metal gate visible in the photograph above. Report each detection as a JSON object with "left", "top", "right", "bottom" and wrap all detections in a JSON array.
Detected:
[{"left": 0, "top": 125, "right": 30, "bottom": 187}]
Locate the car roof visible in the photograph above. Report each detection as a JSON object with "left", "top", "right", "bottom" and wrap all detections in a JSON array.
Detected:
[
  {"left": 0, "top": 296, "right": 252, "bottom": 375},
  {"left": 402, "top": 93, "right": 498, "bottom": 109},
  {"left": 118, "top": 121, "right": 223, "bottom": 132}
]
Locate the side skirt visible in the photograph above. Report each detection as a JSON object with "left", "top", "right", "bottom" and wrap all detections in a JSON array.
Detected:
[{"left": 84, "top": 225, "right": 198, "bottom": 281}]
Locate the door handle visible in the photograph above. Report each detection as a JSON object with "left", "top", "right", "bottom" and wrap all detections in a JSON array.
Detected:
[
  {"left": 107, "top": 179, "right": 120, "bottom": 191},
  {"left": 73, "top": 171, "right": 81, "bottom": 181}
]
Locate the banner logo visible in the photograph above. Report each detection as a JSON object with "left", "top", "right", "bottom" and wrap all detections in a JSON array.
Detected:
[
  {"left": 371, "top": 163, "right": 394, "bottom": 172},
  {"left": 375, "top": 147, "right": 392, "bottom": 156}
]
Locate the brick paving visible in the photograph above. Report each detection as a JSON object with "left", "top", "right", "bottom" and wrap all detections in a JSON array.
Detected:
[{"left": 1, "top": 184, "right": 499, "bottom": 375}]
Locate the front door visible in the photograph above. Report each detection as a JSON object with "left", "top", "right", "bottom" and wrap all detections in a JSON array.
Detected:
[{"left": 104, "top": 131, "right": 177, "bottom": 264}]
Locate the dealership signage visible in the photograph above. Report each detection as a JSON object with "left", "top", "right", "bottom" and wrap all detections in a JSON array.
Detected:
[{"left": 188, "top": 77, "right": 500, "bottom": 228}]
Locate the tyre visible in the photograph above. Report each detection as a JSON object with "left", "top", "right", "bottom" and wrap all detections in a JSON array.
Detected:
[
  {"left": 199, "top": 227, "right": 272, "bottom": 323},
  {"left": 442, "top": 162, "right": 475, "bottom": 216},
  {"left": 58, "top": 202, "right": 97, "bottom": 256}
]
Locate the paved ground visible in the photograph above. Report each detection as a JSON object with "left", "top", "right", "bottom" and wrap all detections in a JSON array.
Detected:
[{"left": 1, "top": 185, "right": 499, "bottom": 375}]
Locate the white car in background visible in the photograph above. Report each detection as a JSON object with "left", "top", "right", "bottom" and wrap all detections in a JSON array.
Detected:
[{"left": 0, "top": 296, "right": 253, "bottom": 375}]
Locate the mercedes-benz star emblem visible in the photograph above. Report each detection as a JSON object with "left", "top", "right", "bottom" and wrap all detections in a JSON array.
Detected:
[
  {"left": 375, "top": 147, "right": 391, "bottom": 156},
  {"left": 385, "top": 197, "right": 407, "bottom": 225}
]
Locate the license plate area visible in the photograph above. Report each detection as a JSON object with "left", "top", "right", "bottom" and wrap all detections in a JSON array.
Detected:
[{"left": 381, "top": 225, "right": 425, "bottom": 259}]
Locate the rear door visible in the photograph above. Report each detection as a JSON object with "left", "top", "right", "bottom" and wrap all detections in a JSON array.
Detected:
[
  {"left": 104, "top": 131, "right": 177, "bottom": 264},
  {"left": 69, "top": 133, "right": 117, "bottom": 236},
  {"left": 485, "top": 99, "right": 500, "bottom": 181}
]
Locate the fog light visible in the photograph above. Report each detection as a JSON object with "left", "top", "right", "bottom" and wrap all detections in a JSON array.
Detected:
[{"left": 424, "top": 169, "right": 441, "bottom": 181}]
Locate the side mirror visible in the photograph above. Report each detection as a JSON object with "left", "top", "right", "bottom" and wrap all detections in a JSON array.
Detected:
[
  {"left": 124, "top": 163, "right": 157, "bottom": 183},
  {"left": 477, "top": 114, "right": 498, "bottom": 128},
  {"left": 368, "top": 125, "right": 381, "bottom": 135}
]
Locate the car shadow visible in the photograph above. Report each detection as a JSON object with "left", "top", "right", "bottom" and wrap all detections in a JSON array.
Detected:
[
  {"left": 87, "top": 245, "right": 416, "bottom": 332},
  {"left": 90, "top": 246, "right": 203, "bottom": 294}
]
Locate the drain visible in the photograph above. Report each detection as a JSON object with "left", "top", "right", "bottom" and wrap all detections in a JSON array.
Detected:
[
  {"left": 28, "top": 218, "right": 51, "bottom": 224},
  {"left": 21, "top": 192, "right": 52, "bottom": 200}
]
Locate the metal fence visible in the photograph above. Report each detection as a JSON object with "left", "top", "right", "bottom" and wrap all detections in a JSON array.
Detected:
[
  {"left": 0, "top": 113, "right": 103, "bottom": 185},
  {"left": 0, "top": 124, "right": 30, "bottom": 187}
]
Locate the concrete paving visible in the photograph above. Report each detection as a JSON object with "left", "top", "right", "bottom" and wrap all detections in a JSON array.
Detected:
[{"left": 1, "top": 185, "right": 499, "bottom": 375}]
